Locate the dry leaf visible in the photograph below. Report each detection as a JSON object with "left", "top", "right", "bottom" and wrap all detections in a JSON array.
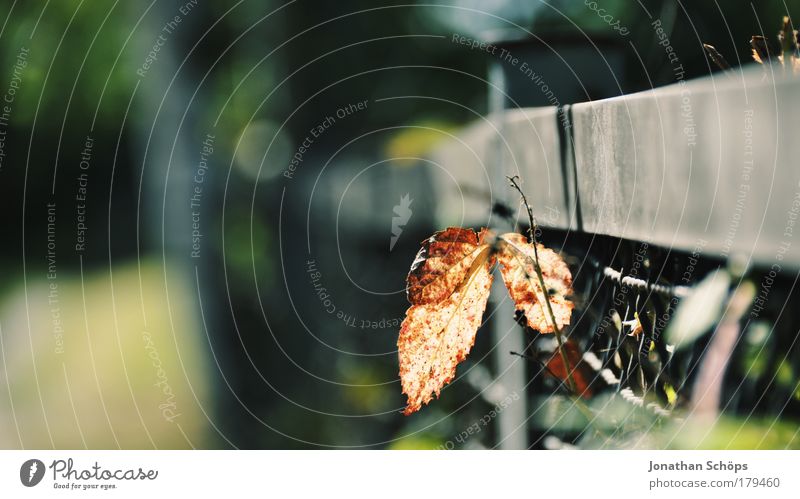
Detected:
[
  {"left": 497, "top": 233, "right": 573, "bottom": 334},
  {"left": 398, "top": 227, "right": 574, "bottom": 414},
  {"left": 545, "top": 340, "right": 594, "bottom": 399},
  {"left": 779, "top": 16, "right": 797, "bottom": 57},
  {"left": 781, "top": 16, "right": 800, "bottom": 75},
  {"left": 622, "top": 312, "right": 644, "bottom": 337},
  {"left": 751, "top": 18, "right": 799, "bottom": 75},
  {"left": 708, "top": 17, "right": 799, "bottom": 76},
  {"left": 398, "top": 229, "right": 494, "bottom": 415},
  {"left": 406, "top": 227, "right": 491, "bottom": 305},
  {"left": 703, "top": 43, "right": 730, "bottom": 70},
  {"left": 751, "top": 35, "right": 775, "bottom": 64}
]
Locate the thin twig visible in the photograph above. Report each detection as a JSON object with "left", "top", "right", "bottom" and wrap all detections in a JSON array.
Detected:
[
  {"left": 509, "top": 350, "right": 571, "bottom": 394},
  {"left": 506, "top": 175, "right": 578, "bottom": 394}
]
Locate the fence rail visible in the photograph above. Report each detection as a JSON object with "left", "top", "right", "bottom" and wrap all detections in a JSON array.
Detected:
[{"left": 430, "top": 66, "right": 800, "bottom": 269}]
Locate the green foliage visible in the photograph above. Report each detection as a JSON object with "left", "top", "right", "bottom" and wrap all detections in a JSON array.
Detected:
[{"left": 1, "top": 2, "right": 139, "bottom": 127}]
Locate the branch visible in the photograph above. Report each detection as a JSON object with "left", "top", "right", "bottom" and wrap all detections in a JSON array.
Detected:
[{"left": 506, "top": 175, "right": 578, "bottom": 394}]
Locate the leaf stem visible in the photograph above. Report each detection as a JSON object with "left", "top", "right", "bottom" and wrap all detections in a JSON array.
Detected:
[{"left": 506, "top": 176, "right": 579, "bottom": 395}]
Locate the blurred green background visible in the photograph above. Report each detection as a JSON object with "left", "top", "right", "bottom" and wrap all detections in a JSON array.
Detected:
[{"left": 0, "top": 0, "right": 797, "bottom": 449}]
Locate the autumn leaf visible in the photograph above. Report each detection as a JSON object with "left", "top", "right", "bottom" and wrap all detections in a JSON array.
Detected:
[
  {"left": 622, "top": 312, "right": 644, "bottom": 337},
  {"left": 398, "top": 227, "right": 574, "bottom": 414},
  {"left": 398, "top": 228, "right": 494, "bottom": 415},
  {"left": 705, "top": 17, "right": 800, "bottom": 77},
  {"left": 545, "top": 340, "right": 594, "bottom": 399},
  {"left": 751, "top": 17, "right": 799, "bottom": 75},
  {"left": 497, "top": 233, "right": 573, "bottom": 334},
  {"left": 703, "top": 43, "right": 730, "bottom": 70},
  {"left": 779, "top": 16, "right": 798, "bottom": 60},
  {"left": 751, "top": 35, "right": 777, "bottom": 64},
  {"left": 406, "top": 227, "right": 490, "bottom": 305}
]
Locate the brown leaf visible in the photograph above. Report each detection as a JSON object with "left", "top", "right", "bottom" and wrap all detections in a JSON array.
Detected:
[
  {"left": 545, "top": 340, "right": 594, "bottom": 398},
  {"left": 779, "top": 16, "right": 796, "bottom": 56},
  {"left": 778, "top": 16, "right": 800, "bottom": 75},
  {"left": 406, "top": 227, "right": 491, "bottom": 305},
  {"left": 398, "top": 226, "right": 575, "bottom": 414},
  {"left": 623, "top": 313, "right": 644, "bottom": 337},
  {"left": 497, "top": 233, "right": 573, "bottom": 334},
  {"left": 703, "top": 43, "right": 730, "bottom": 70},
  {"left": 751, "top": 35, "right": 778, "bottom": 64},
  {"left": 398, "top": 243, "right": 494, "bottom": 415}
]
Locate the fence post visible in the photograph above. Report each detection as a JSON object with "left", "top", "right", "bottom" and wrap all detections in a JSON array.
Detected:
[{"left": 488, "top": 61, "right": 528, "bottom": 450}]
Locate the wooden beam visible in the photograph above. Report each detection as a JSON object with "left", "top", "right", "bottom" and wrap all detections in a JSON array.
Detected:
[{"left": 430, "top": 66, "right": 800, "bottom": 268}]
